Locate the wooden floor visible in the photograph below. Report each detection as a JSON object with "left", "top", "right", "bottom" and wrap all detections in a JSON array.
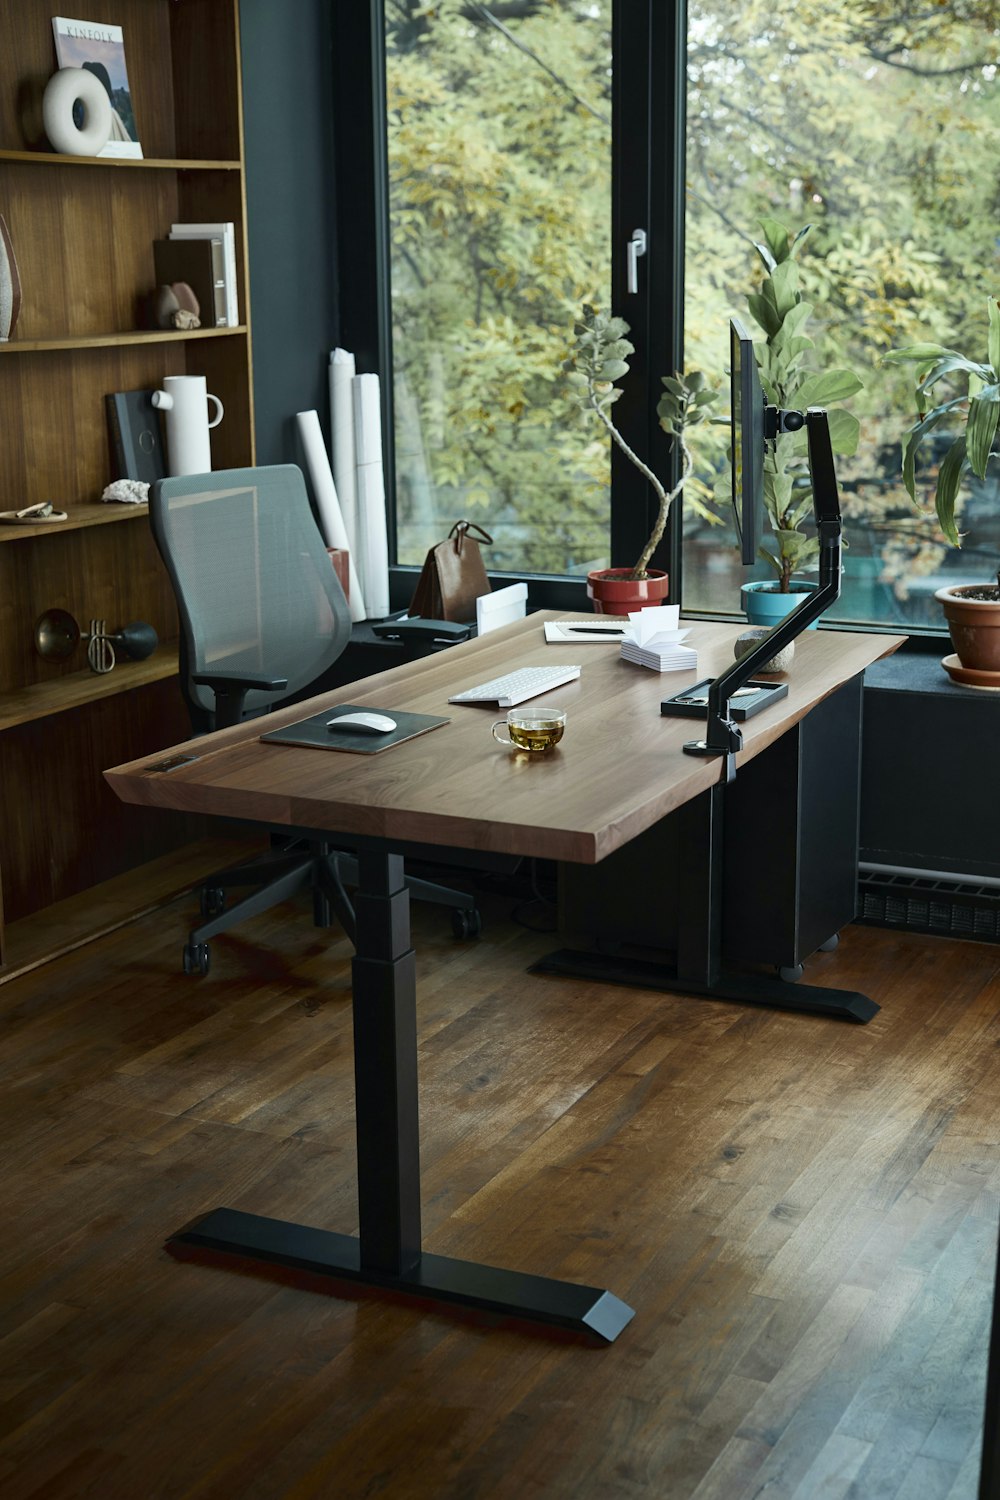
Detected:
[{"left": 1, "top": 871, "right": 998, "bottom": 1500}]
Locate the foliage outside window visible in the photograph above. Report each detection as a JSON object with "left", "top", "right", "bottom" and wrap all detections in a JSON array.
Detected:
[
  {"left": 683, "top": 0, "right": 1000, "bottom": 628},
  {"left": 384, "top": 0, "right": 614, "bottom": 576}
]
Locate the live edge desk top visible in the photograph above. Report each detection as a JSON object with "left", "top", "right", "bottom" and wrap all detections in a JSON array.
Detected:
[
  {"left": 105, "top": 612, "right": 904, "bottom": 867},
  {"left": 103, "top": 612, "right": 905, "bottom": 1347}
]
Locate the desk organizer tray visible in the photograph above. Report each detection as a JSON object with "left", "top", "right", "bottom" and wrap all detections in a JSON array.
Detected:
[
  {"left": 260, "top": 705, "right": 450, "bottom": 754},
  {"left": 660, "top": 678, "right": 789, "bottom": 722}
]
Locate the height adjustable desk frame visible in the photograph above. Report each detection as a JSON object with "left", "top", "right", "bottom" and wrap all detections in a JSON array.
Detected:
[
  {"left": 535, "top": 408, "right": 878, "bottom": 1024},
  {"left": 107, "top": 610, "right": 900, "bottom": 1345}
]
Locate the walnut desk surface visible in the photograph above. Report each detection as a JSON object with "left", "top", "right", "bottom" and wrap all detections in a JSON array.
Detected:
[
  {"left": 102, "top": 611, "right": 905, "bottom": 1346},
  {"left": 105, "top": 613, "right": 904, "bottom": 867}
]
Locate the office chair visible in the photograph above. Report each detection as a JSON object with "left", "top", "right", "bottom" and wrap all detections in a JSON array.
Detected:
[{"left": 150, "top": 464, "right": 480, "bottom": 976}]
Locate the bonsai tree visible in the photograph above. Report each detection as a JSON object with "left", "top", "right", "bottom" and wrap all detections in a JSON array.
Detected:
[
  {"left": 883, "top": 296, "right": 1000, "bottom": 589},
  {"left": 742, "top": 219, "right": 864, "bottom": 591},
  {"left": 566, "top": 305, "right": 718, "bottom": 580}
]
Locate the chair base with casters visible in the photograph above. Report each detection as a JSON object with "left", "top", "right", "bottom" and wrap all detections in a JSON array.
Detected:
[{"left": 180, "top": 839, "right": 482, "bottom": 977}]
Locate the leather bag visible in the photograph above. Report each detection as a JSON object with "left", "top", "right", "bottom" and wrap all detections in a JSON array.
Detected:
[{"left": 408, "top": 520, "right": 493, "bottom": 623}]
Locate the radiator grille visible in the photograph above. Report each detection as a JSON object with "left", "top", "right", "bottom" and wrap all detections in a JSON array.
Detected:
[{"left": 857, "top": 871, "right": 1000, "bottom": 943}]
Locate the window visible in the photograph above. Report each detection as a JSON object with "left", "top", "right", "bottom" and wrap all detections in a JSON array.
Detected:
[
  {"left": 682, "top": 0, "right": 1000, "bottom": 629},
  {"left": 383, "top": 1, "right": 614, "bottom": 577},
  {"left": 344, "top": 2, "right": 998, "bottom": 629}
]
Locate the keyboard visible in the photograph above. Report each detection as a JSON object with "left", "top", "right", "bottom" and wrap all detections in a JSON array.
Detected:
[{"left": 448, "top": 663, "right": 582, "bottom": 707}]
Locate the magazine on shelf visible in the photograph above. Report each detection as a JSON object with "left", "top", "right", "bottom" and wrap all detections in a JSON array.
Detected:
[
  {"left": 169, "top": 223, "right": 238, "bottom": 326},
  {"left": 51, "top": 16, "right": 142, "bottom": 158}
]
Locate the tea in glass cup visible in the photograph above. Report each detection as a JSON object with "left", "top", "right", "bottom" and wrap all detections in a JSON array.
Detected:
[{"left": 492, "top": 707, "right": 567, "bottom": 753}]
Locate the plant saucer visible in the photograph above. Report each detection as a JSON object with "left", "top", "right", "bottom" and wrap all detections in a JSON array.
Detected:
[{"left": 941, "top": 653, "right": 1000, "bottom": 690}]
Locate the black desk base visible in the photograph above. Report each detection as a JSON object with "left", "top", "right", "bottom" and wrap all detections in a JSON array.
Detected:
[
  {"left": 168, "top": 1207, "right": 633, "bottom": 1342},
  {"left": 168, "top": 845, "right": 634, "bottom": 1344},
  {"left": 530, "top": 948, "right": 877, "bottom": 1023}
]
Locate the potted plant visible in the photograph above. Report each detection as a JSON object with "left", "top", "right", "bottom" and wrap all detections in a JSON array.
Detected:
[
  {"left": 738, "top": 219, "right": 864, "bottom": 628},
  {"left": 884, "top": 297, "right": 1000, "bottom": 679},
  {"left": 566, "top": 305, "right": 718, "bottom": 614}
]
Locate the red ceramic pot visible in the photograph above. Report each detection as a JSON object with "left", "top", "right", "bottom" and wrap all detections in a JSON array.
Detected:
[
  {"left": 935, "top": 584, "right": 1000, "bottom": 671},
  {"left": 586, "top": 568, "right": 670, "bottom": 617}
]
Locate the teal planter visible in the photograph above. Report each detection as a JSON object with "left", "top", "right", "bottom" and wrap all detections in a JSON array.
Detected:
[{"left": 741, "top": 580, "right": 819, "bottom": 630}]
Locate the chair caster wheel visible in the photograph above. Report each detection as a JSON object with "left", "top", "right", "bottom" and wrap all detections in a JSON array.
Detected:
[
  {"left": 777, "top": 963, "right": 803, "bottom": 984},
  {"left": 183, "top": 942, "right": 210, "bottom": 976},
  {"left": 818, "top": 933, "right": 840, "bottom": 953},
  {"left": 199, "top": 886, "right": 226, "bottom": 918},
  {"left": 451, "top": 907, "right": 482, "bottom": 940}
]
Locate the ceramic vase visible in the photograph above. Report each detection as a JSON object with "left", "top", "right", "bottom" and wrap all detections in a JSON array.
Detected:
[
  {"left": 0, "top": 214, "right": 22, "bottom": 342},
  {"left": 151, "top": 375, "right": 224, "bottom": 475}
]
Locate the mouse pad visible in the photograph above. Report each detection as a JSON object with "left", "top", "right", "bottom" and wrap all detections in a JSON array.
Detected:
[{"left": 259, "top": 704, "right": 450, "bottom": 755}]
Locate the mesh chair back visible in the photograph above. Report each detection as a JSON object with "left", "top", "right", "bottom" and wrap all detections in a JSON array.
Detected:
[{"left": 150, "top": 465, "right": 352, "bottom": 726}]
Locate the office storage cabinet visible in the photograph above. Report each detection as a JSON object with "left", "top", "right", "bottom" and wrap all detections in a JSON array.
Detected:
[
  {"left": 559, "top": 678, "right": 863, "bottom": 973},
  {"left": 0, "top": 0, "right": 253, "bottom": 961}
]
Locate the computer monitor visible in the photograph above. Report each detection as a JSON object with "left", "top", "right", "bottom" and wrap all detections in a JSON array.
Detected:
[{"left": 730, "top": 317, "right": 765, "bottom": 567}]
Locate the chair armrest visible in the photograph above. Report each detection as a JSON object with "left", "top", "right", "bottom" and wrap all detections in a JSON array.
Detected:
[
  {"left": 192, "top": 671, "right": 290, "bottom": 730},
  {"left": 192, "top": 671, "right": 290, "bottom": 692}
]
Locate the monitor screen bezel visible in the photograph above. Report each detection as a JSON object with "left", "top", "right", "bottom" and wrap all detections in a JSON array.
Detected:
[{"left": 730, "top": 317, "right": 765, "bottom": 568}]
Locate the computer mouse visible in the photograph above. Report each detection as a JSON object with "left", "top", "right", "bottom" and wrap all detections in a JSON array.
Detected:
[{"left": 327, "top": 711, "right": 397, "bottom": 735}]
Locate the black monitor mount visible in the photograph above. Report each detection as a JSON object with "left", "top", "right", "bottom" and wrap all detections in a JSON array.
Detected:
[{"left": 682, "top": 406, "right": 843, "bottom": 782}]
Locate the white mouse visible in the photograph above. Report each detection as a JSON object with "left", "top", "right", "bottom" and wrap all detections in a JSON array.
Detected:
[{"left": 328, "top": 711, "right": 397, "bottom": 735}]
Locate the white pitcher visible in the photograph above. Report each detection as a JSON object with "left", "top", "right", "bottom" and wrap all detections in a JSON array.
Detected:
[{"left": 151, "top": 375, "right": 224, "bottom": 476}]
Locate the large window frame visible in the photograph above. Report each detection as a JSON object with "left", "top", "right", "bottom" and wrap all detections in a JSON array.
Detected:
[
  {"left": 331, "top": 0, "right": 688, "bottom": 614},
  {"left": 332, "top": 2, "right": 957, "bottom": 639}
]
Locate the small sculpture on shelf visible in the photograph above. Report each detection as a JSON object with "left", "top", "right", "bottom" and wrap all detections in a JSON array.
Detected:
[
  {"left": 33, "top": 610, "right": 158, "bottom": 675},
  {"left": 148, "top": 281, "right": 201, "bottom": 332}
]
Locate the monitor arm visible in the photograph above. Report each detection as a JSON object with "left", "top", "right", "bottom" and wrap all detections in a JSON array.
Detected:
[{"left": 683, "top": 407, "right": 843, "bottom": 779}]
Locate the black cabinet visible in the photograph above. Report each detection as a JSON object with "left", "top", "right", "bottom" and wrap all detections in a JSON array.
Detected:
[{"left": 559, "top": 676, "right": 863, "bottom": 972}]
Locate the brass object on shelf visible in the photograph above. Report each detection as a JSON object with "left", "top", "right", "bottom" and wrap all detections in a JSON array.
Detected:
[{"left": 33, "top": 608, "right": 80, "bottom": 662}]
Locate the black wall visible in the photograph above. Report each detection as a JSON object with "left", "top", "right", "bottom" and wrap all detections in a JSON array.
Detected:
[{"left": 239, "top": 0, "right": 339, "bottom": 466}]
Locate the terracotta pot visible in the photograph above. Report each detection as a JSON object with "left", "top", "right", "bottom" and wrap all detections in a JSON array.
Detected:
[
  {"left": 586, "top": 568, "right": 669, "bottom": 616},
  {"left": 935, "top": 584, "right": 1000, "bottom": 672}
]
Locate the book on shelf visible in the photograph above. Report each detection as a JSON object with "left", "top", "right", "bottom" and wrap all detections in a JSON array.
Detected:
[
  {"left": 153, "top": 239, "right": 227, "bottom": 328},
  {"left": 51, "top": 16, "right": 142, "bottom": 159},
  {"left": 169, "top": 223, "right": 238, "bottom": 326},
  {"left": 105, "top": 390, "right": 166, "bottom": 487}
]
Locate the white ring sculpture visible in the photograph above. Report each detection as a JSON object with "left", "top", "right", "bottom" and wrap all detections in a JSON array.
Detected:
[{"left": 43, "top": 67, "right": 112, "bottom": 157}]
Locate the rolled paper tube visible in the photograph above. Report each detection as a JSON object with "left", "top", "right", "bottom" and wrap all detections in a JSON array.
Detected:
[
  {"left": 330, "top": 348, "right": 359, "bottom": 558},
  {"left": 352, "top": 373, "right": 390, "bottom": 620},
  {"left": 295, "top": 408, "right": 366, "bottom": 621}
]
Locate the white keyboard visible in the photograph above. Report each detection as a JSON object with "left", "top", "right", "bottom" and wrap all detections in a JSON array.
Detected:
[{"left": 448, "top": 663, "right": 582, "bottom": 707}]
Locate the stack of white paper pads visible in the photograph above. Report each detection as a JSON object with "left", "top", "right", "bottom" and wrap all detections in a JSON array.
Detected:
[{"left": 620, "top": 605, "right": 697, "bottom": 673}]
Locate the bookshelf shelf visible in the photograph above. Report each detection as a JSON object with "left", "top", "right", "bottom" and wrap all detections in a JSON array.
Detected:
[
  {"left": 0, "top": 148, "right": 241, "bottom": 171},
  {"left": 0, "top": 651, "right": 181, "bottom": 732},
  {"left": 0, "top": 327, "right": 248, "bottom": 354},
  {"left": 0, "top": 503, "right": 151, "bottom": 543}
]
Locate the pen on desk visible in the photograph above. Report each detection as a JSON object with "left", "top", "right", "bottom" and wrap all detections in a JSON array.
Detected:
[{"left": 566, "top": 626, "right": 626, "bottom": 635}]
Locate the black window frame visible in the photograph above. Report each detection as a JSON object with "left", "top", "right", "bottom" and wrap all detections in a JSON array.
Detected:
[{"left": 331, "top": 0, "right": 688, "bottom": 614}]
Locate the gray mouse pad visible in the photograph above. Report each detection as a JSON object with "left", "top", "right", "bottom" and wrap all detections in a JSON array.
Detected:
[{"left": 260, "top": 704, "right": 450, "bottom": 755}]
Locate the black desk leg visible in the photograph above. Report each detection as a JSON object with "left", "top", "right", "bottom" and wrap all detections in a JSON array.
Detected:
[
  {"left": 533, "top": 784, "right": 878, "bottom": 1023},
  {"left": 168, "top": 846, "right": 634, "bottom": 1343}
]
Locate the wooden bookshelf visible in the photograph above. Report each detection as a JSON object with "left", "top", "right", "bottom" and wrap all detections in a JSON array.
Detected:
[{"left": 0, "top": 0, "right": 253, "bottom": 932}]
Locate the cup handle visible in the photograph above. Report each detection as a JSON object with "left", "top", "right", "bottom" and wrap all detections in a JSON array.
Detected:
[
  {"left": 207, "top": 394, "right": 224, "bottom": 429},
  {"left": 491, "top": 720, "right": 512, "bottom": 746}
]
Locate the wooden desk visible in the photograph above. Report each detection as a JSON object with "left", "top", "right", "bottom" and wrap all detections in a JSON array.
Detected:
[{"left": 105, "top": 613, "right": 904, "bottom": 1342}]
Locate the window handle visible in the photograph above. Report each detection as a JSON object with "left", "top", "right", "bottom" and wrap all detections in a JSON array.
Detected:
[{"left": 627, "top": 228, "right": 647, "bottom": 295}]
